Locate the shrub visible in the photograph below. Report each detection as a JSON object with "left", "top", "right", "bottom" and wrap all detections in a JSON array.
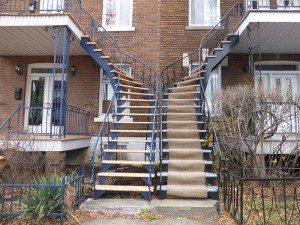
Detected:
[{"left": 19, "top": 173, "right": 64, "bottom": 222}]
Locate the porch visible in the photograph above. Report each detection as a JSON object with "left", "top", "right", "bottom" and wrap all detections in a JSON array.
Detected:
[{"left": 0, "top": 1, "right": 95, "bottom": 158}]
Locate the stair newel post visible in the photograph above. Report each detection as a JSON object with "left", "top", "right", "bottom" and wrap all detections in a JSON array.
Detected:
[{"left": 158, "top": 75, "right": 164, "bottom": 199}]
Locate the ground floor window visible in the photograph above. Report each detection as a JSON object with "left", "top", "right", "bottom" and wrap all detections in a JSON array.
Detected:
[
  {"left": 97, "top": 64, "right": 132, "bottom": 122},
  {"left": 205, "top": 66, "right": 221, "bottom": 114}
]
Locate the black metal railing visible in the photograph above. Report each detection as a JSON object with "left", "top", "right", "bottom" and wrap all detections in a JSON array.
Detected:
[
  {"left": 0, "top": 0, "right": 82, "bottom": 21},
  {"left": 0, "top": 103, "right": 91, "bottom": 138},
  {"left": 79, "top": 8, "right": 157, "bottom": 91},
  {"left": 0, "top": 167, "right": 85, "bottom": 225},
  {"left": 220, "top": 167, "right": 300, "bottom": 225},
  {"left": 245, "top": 0, "right": 300, "bottom": 10}
]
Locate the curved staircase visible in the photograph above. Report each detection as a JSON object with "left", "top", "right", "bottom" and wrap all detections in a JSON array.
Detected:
[{"left": 80, "top": 16, "right": 158, "bottom": 199}]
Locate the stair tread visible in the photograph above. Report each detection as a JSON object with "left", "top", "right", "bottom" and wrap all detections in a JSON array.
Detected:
[
  {"left": 162, "top": 160, "right": 212, "bottom": 164},
  {"left": 119, "top": 91, "right": 154, "bottom": 96},
  {"left": 102, "top": 160, "right": 152, "bottom": 165},
  {"left": 119, "top": 84, "right": 149, "bottom": 92},
  {"left": 112, "top": 70, "right": 134, "bottom": 81},
  {"left": 162, "top": 129, "right": 206, "bottom": 132},
  {"left": 118, "top": 99, "right": 155, "bottom": 102},
  {"left": 104, "top": 149, "right": 151, "bottom": 153},
  {"left": 162, "top": 138, "right": 206, "bottom": 142},
  {"left": 110, "top": 130, "right": 154, "bottom": 133},
  {"left": 163, "top": 149, "right": 211, "bottom": 153},
  {"left": 113, "top": 77, "right": 143, "bottom": 87},
  {"left": 97, "top": 172, "right": 155, "bottom": 178},
  {"left": 95, "top": 185, "right": 154, "bottom": 192},
  {"left": 110, "top": 139, "right": 152, "bottom": 143},
  {"left": 157, "top": 185, "right": 218, "bottom": 192},
  {"left": 114, "top": 121, "right": 153, "bottom": 124},
  {"left": 119, "top": 106, "right": 155, "bottom": 109},
  {"left": 116, "top": 113, "right": 153, "bottom": 116},
  {"left": 158, "top": 172, "right": 217, "bottom": 178}
]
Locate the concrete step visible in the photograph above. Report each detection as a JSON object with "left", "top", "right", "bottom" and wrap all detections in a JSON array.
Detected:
[{"left": 80, "top": 198, "right": 219, "bottom": 217}]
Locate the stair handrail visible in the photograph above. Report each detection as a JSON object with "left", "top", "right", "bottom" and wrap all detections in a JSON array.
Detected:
[
  {"left": 79, "top": 7, "right": 157, "bottom": 90},
  {"left": 0, "top": 104, "right": 22, "bottom": 130},
  {"left": 199, "top": 75, "right": 224, "bottom": 169},
  {"left": 148, "top": 75, "right": 160, "bottom": 196},
  {"left": 160, "top": 1, "right": 242, "bottom": 90},
  {"left": 198, "top": 1, "right": 240, "bottom": 63},
  {"left": 90, "top": 80, "right": 120, "bottom": 190}
]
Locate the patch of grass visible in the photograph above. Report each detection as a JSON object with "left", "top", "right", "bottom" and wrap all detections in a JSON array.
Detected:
[{"left": 139, "top": 208, "right": 157, "bottom": 221}]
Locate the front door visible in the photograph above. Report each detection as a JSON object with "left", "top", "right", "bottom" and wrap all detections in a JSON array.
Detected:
[{"left": 25, "top": 70, "right": 64, "bottom": 135}]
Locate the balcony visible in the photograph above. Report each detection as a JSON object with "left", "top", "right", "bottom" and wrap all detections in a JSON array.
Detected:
[
  {"left": 0, "top": 0, "right": 86, "bottom": 56},
  {"left": 0, "top": 103, "right": 91, "bottom": 151}
]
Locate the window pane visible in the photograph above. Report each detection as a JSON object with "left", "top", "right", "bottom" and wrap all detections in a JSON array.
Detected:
[
  {"left": 191, "top": 0, "right": 204, "bottom": 25},
  {"left": 204, "top": 0, "right": 219, "bottom": 25},
  {"left": 120, "top": 0, "right": 131, "bottom": 26},
  {"left": 105, "top": 0, "right": 117, "bottom": 26}
]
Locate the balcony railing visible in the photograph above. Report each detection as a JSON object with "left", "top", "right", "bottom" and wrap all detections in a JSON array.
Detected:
[
  {"left": 0, "top": 0, "right": 82, "bottom": 21},
  {"left": 245, "top": 0, "right": 300, "bottom": 11},
  {"left": 0, "top": 103, "right": 91, "bottom": 138}
]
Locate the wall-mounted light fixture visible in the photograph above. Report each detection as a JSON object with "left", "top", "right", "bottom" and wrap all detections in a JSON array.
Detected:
[
  {"left": 29, "top": 0, "right": 36, "bottom": 12},
  {"left": 70, "top": 66, "right": 77, "bottom": 76},
  {"left": 14, "top": 65, "right": 22, "bottom": 75}
]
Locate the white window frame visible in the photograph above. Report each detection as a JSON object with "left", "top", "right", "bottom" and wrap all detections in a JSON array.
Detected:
[
  {"left": 95, "top": 65, "right": 133, "bottom": 122},
  {"left": 102, "top": 0, "right": 135, "bottom": 32},
  {"left": 188, "top": 0, "right": 221, "bottom": 27}
]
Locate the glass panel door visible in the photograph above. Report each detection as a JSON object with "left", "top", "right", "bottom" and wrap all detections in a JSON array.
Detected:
[{"left": 29, "top": 78, "right": 45, "bottom": 126}]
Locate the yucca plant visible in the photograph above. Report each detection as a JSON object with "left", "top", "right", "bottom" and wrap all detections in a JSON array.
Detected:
[{"left": 19, "top": 173, "right": 64, "bottom": 222}]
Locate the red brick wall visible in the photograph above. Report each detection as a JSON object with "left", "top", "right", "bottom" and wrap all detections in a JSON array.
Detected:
[{"left": 0, "top": 56, "right": 99, "bottom": 132}]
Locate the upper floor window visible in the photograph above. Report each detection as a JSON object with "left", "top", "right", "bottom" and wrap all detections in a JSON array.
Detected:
[
  {"left": 189, "top": 0, "right": 220, "bottom": 27},
  {"left": 102, "top": 0, "right": 135, "bottom": 31}
]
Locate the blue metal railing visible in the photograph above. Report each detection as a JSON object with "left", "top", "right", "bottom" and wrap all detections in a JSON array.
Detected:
[
  {"left": 0, "top": 167, "right": 85, "bottom": 225},
  {"left": 0, "top": 103, "right": 91, "bottom": 138},
  {"left": 89, "top": 80, "right": 119, "bottom": 195}
]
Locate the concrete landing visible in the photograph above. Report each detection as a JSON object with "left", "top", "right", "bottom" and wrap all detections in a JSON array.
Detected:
[
  {"left": 82, "top": 218, "right": 218, "bottom": 225},
  {"left": 80, "top": 198, "right": 219, "bottom": 217}
]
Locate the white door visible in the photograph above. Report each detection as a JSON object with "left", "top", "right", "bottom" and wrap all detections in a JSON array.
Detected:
[
  {"left": 256, "top": 71, "right": 300, "bottom": 134},
  {"left": 25, "top": 72, "right": 64, "bottom": 135}
]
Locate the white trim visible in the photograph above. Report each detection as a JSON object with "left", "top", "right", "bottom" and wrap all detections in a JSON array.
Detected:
[
  {"left": 102, "top": 0, "right": 134, "bottom": 32},
  {"left": 237, "top": 11, "right": 300, "bottom": 35},
  {"left": 188, "top": 0, "right": 221, "bottom": 27},
  {"left": 0, "top": 15, "right": 84, "bottom": 39}
]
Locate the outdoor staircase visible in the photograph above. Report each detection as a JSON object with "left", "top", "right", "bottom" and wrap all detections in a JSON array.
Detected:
[
  {"left": 81, "top": 36, "right": 156, "bottom": 200},
  {"left": 158, "top": 71, "right": 218, "bottom": 199},
  {"left": 158, "top": 33, "right": 239, "bottom": 200}
]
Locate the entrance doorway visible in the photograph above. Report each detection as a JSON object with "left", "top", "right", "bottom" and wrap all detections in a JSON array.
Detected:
[{"left": 25, "top": 64, "right": 65, "bottom": 135}]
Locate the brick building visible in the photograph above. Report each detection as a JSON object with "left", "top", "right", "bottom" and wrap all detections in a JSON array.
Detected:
[{"left": 1, "top": 0, "right": 300, "bottom": 200}]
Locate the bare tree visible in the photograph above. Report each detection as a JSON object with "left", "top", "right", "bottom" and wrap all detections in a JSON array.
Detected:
[
  {"left": 213, "top": 85, "right": 300, "bottom": 177},
  {"left": 0, "top": 124, "right": 45, "bottom": 183}
]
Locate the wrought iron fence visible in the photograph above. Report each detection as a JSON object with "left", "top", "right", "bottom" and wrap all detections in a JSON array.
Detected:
[
  {"left": 0, "top": 167, "right": 85, "bottom": 225},
  {"left": 220, "top": 167, "right": 300, "bottom": 225},
  {"left": 0, "top": 103, "right": 91, "bottom": 138}
]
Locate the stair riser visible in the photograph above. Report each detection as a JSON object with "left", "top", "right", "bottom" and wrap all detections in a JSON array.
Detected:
[
  {"left": 162, "top": 163, "right": 212, "bottom": 172},
  {"left": 157, "top": 190, "right": 219, "bottom": 200},
  {"left": 159, "top": 176, "right": 217, "bottom": 186}
]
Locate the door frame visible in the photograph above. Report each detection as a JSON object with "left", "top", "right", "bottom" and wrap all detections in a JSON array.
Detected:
[{"left": 25, "top": 63, "right": 63, "bottom": 134}]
